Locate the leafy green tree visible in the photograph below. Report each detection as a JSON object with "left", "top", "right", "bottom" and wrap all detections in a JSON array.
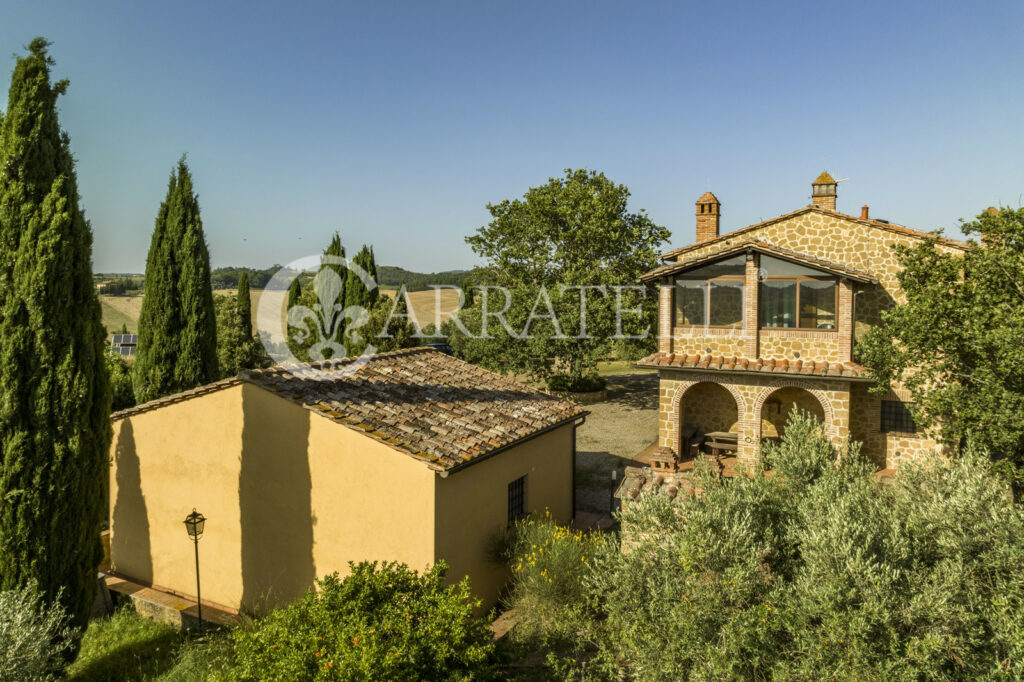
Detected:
[
  {"left": 0, "top": 38, "right": 111, "bottom": 657},
  {"left": 460, "top": 169, "right": 668, "bottom": 386},
  {"left": 228, "top": 562, "right": 497, "bottom": 681},
  {"left": 859, "top": 206, "right": 1024, "bottom": 484},
  {"left": 133, "top": 158, "right": 217, "bottom": 402},
  {"left": 236, "top": 271, "right": 252, "bottom": 338}
]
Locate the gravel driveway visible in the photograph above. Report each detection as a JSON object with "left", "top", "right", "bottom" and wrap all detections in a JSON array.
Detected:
[{"left": 575, "top": 370, "right": 659, "bottom": 513}]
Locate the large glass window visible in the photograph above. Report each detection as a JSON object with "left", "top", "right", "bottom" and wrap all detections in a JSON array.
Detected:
[
  {"left": 760, "top": 280, "right": 797, "bottom": 328},
  {"left": 673, "top": 255, "right": 745, "bottom": 329},
  {"left": 675, "top": 281, "right": 705, "bottom": 326},
  {"left": 758, "top": 256, "right": 837, "bottom": 330},
  {"left": 799, "top": 280, "right": 836, "bottom": 329},
  {"left": 709, "top": 281, "right": 744, "bottom": 328}
]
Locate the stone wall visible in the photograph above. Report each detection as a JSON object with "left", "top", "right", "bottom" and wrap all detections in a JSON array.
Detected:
[
  {"left": 672, "top": 329, "right": 746, "bottom": 357},
  {"left": 848, "top": 383, "right": 946, "bottom": 469},
  {"left": 757, "top": 329, "right": 839, "bottom": 361}
]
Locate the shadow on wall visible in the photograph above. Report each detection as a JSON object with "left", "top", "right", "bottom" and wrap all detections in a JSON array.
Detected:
[
  {"left": 239, "top": 385, "right": 316, "bottom": 615},
  {"left": 110, "top": 420, "right": 152, "bottom": 582}
]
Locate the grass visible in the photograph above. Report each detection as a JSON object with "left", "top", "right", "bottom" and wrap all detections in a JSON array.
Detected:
[{"left": 67, "top": 607, "right": 233, "bottom": 681}]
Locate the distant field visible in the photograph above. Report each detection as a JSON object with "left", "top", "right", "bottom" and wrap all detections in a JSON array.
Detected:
[
  {"left": 99, "top": 295, "right": 143, "bottom": 334},
  {"left": 99, "top": 288, "right": 463, "bottom": 337},
  {"left": 381, "top": 288, "right": 464, "bottom": 330}
]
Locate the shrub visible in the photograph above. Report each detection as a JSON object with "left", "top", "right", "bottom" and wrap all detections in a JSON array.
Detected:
[
  {"left": 0, "top": 583, "right": 76, "bottom": 681},
  {"left": 513, "top": 412, "right": 1024, "bottom": 679},
  {"left": 505, "top": 512, "right": 604, "bottom": 632},
  {"left": 228, "top": 561, "right": 496, "bottom": 681},
  {"left": 546, "top": 374, "right": 606, "bottom": 393}
]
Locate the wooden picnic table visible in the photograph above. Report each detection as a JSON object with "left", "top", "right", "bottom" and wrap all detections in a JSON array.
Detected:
[{"left": 704, "top": 431, "right": 739, "bottom": 456}]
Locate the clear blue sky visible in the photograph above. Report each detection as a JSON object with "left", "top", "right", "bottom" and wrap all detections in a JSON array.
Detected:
[{"left": 3, "top": 0, "right": 1022, "bottom": 273}]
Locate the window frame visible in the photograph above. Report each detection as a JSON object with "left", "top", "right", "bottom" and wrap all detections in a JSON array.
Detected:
[
  {"left": 507, "top": 475, "right": 526, "bottom": 525},
  {"left": 758, "top": 274, "right": 839, "bottom": 331},
  {"left": 673, "top": 274, "right": 746, "bottom": 331}
]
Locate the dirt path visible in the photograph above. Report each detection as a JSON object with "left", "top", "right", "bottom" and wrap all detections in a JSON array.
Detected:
[{"left": 575, "top": 371, "right": 659, "bottom": 513}]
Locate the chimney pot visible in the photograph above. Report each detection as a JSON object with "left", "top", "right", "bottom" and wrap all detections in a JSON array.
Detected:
[
  {"left": 695, "top": 191, "right": 721, "bottom": 243},
  {"left": 861, "top": 205, "right": 869, "bottom": 220},
  {"left": 811, "top": 171, "right": 838, "bottom": 211}
]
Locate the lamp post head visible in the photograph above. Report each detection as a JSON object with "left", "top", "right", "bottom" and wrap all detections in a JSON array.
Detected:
[{"left": 184, "top": 508, "right": 206, "bottom": 540}]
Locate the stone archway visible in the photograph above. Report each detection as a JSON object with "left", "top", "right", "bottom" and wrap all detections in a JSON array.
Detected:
[
  {"left": 668, "top": 375, "right": 748, "bottom": 457},
  {"left": 752, "top": 380, "right": 837, "bottom": 447}
]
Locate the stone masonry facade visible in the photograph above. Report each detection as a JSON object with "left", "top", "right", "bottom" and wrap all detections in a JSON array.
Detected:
[{"left": 646, "top": 175, "right": 967, "bottom": 470}]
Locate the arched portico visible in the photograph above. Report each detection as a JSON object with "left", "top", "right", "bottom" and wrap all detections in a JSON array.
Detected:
[
  {"left": 668, "top": 376, "right": 748, "bottom": 459},
  {"left": 750, "top": 380, "right": 838, "bottom": 458}
]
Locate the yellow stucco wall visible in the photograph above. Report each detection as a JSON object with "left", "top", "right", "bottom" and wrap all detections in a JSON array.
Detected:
[
  {"left": 110, "top": 383, "right": 436, "bottom": 614},
  {"left": 433, "top": 425, "right": 575, "bottom": 611},
  {"left": 110, "top": 385, "right": 247, "bottom": 610}
]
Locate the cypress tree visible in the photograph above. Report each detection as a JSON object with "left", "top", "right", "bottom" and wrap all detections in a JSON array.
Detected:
[
  {"left": 287, "top": 276, "right": 302, "bottom": 308},
  {"left": 236, "top": 271, "right": 252, "bottom": 338},
  {"left": 133, "top": 158, "right": 217, "bottom": 402},
  {"left": 344, "top": 245, "right": 370, "bottom": 310},
  {"left": 0, "top": 38, "right": 112, "bottom": 653},
  {"left": 321, "top": 233, "right": 346, "bottom": 357}
]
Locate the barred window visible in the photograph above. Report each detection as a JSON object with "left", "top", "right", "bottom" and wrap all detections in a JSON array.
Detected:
[
  {"left": 507, "top": 475, "right": 526, "bottom": 524},
  {"left": 881, "top": 400, "right": 917, "bottom": 434}
]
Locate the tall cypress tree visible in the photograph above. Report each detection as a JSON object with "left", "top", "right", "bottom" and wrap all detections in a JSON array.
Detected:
[
  {"left": 0, "top": 38, "right": 112, "bottom": 651},
  {"left": 134, "top": 158, "right": 217, "bottom": 402},
  {"left": 287, "top": 276, "right": 302, "bottom": 309},
  {"left": 236, "top": 271, "right": 252, "bottom": 338},
  {"left": 344, "top": 244, "right": 381, "bottom": 311}
]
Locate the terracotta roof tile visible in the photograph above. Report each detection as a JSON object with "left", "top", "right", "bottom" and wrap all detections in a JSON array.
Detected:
[
  {"left": 113, "top": 348, "right": 587, "bottom": 472},
  {"left": 636, "top": 351, "right": 871, "bottom": 381}
]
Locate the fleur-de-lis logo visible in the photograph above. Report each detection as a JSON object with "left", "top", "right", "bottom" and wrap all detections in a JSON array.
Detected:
[
  {"left": 286, "top": 267, "right": 370, "bottom": 362},
  {"left": 257, "top": 254, "right": 378, "bottom": 377}
]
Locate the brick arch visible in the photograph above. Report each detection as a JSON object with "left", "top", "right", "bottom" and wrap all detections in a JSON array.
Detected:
[
  {"left": 752, "top": 380, "right": 837, "bottom": 441},
  {"left": 668, "top": 375, "right": 748, "bottom": 455}
]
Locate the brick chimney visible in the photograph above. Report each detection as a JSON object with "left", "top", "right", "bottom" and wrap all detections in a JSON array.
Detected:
[
  {"left": 695, "top": 191, "right": 721, "bottom": 242},
  {"left": 811, "top": 172, "right": 838, "bottom": 211}
]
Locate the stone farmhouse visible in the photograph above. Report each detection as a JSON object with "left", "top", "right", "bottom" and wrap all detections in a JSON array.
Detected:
[
  {"left": 627, "top": 172, "right": 968, "bottom": 493},
  {"left": 107, "top": 348, "right": 585, "bottom": 615}
]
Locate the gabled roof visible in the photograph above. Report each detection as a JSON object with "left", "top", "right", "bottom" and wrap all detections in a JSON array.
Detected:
[
  {"left": 813, "top": 171, "right": 836, "bottom": 184},
  {"left": 113, "top": 348, "right": 587, "bottom": 474},
  {"left": 660, "top": 205, "right": 969, "bottom": 262},
  {"left": 639, "top": 239, "right": 878, "bottom": 284},
  {"left": 636, "top": 351, "right": 871, "bottom": 381},
  {"left": 697, "top": 191, "right": 720, "bottom": 203}
]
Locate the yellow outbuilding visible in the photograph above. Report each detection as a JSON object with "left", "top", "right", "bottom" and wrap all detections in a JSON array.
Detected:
[{"left": 108, "top": 348, "right": 585, "bottom": 614}]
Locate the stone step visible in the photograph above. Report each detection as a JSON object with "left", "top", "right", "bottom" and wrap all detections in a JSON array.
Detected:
[{"left": 102, "top": 572, "right": 240, "bottom": 630}]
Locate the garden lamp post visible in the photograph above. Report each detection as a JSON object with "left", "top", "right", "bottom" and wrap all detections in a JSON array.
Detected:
[{"left": 183, "top": 508, "right": 206, "bottom": 630}]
